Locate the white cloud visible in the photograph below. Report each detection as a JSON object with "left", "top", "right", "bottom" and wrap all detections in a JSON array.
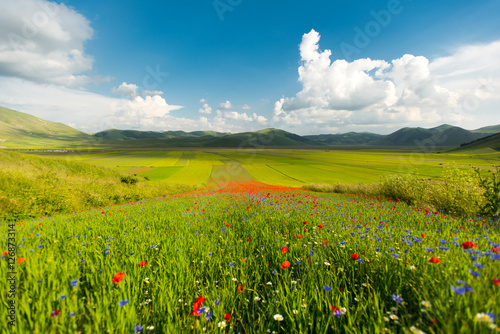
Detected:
[
  {"left": 112, "top": 82, "right": 164, "bottom": 98},
  {"left": 198, "top": 103, "right": 212, "bottom": 114},
  {"left": 0, "top": 0, "right": 107, "bottom": 88},
  {"left": 224, "top": 111, "right": 268, "bottom": 125},
  {"left": 199, "top": 98, "right": 207, "bottom": 103},
  {"left": 219, "top": 100, "right": 233, "bottom": 109},
  {"left": 112, "top": 82, "right": 139, "bottom": 98},
  {"left": 274, "top": 29, "right": 500, "bottom": 133},
  {"left": 242, "top": 104, "right": 251, "bottom": 110}
]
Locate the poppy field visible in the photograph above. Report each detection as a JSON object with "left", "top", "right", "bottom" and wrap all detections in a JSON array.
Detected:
[{"left": 1, "top": 180, "right": 500, "bottom": 333}]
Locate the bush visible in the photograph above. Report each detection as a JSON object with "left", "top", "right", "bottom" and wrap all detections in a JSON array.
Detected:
[{"left": 475, "top": 166, "right": 500, "bottom": 218}]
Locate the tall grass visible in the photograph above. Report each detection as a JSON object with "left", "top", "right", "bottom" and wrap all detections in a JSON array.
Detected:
[
  {"left": 0, "top": 150, "right": 195, "bottom": 219},
  {"left": 303, "top": 167, "right": 486, "bottom": 217}
]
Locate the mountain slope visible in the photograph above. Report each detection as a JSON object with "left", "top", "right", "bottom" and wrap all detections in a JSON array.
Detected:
[
  {"left": 456, "top": 132, "right": 500, "bottom": 151},
  {"left": 0, "top": 106, "right": 93, "bottom": 148},
  {"left": 304, "top": 132, "right": 382, "bottom": 145},
  {"left": 370, "top": 125, "right": 487, "bottom": 147}
]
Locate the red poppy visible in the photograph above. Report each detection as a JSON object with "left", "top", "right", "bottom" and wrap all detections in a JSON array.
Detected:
[
  {"left": 429, "top": 257, "right": 440, "bottom": 263},
  {"left": 421, "top": 233, "right": 426, "bottom": 238},
  {"left": 304, "top": 228, "right": 308, "bottom": 233},
  {"left": 462, "top": 241, "right": 477, "bottom": 249},
  {"left": 322, "top": 240, "right": 328, "bottom": 245},
  {"left": 297, "top": 235, "right": 302, "bottom": 239},
  {"left": 492, "top": 278, "right": 500, "bottom": 287},
  {"left": 350, "top": 254, "right": 359, "bottom": 260},
  {"left": 224, "top": 313, "right": 231, "bottom": 321},
  {"left": 2, "top": 250, "right": 7, "bottom": 256},
  {"left": 238, "top": 285, "right": 244, "bottom": 293},
  {"left": 318, "top": 224, "right": 324, "bottom": 228},
  {"left": 226, "top": 223, "right": 230, "bottom": 227},
  {"left": 280, "top": 261, "right": 291, "bottom": 269},
  {"left": 17, "top": 257, "right": 25, "bottom": 263},
  {"left": 138, "top": 261, "right": 147, "bottom": 267},
  {"left": 492, "top": 247, "right": 499, "bottom": 253},
  {"left": 112, "top": 272, "right": 126, "bottom": 284},
  {"left": 303, "top": 221, "right": 307, "bottom": 225},
  {"left": 330, "top": 305, "right": 340, "bottom": 312},
  {"left": 281, "top": 246, "right": 288, "bottom": 254},
  {"left": 190, "top": 296, "right": 206, "bottom": 316},
  {"left": 50, "top": 310, "right": 61, "bottom": 317},
  {"left": 247, "top": 238, "right": 250, "bottom": 242}
]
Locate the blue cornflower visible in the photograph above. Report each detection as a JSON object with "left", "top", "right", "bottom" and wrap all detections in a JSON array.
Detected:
[
  {"left": 228, "top": 262, "right": 235, "bottom": 267},
  {"left": 392, "top": 294, "right": 403, "bottom": 304},
  {"left": 469, "top": 269, "right": 481, "bottom": 277},
  {"left": 150, "top": 245, "right": 156, "bottom": 248},
  {"left": 470, "top": 255, "right": 478, "bottom": 261},
  {"left": 392, "top": 253, "right": 399, "bottom": 258},
  {"left": 451, "top": 286, "right": 466, "bottom": 295},
  {"left": 59, "top": 295, "right": 66, "bottom": 299},
  {"left": 486, "top": 312, "right": 497, "bottom": 321},
  {"left": 214, "top": 300, "right": 221, "bottom": 306},
  {"left": 357, "top": 259, "right": 363, "bottom": 263},
  {"left": 119, "top": 300, "right": 129, "bottom": 306},
  {"left": 134, "top": 325, "right": 143, "bottom": 332},
  {"left": 272, "top": 270, "right": 277, "bottom": 275},
  {"left": 69, "top": 312, "right": 75, "bottom": 316},
  {"left": 205, "top": 311, "right": 213, "bottom": 321},
  {"left": 438, "top": 247, "right": 449, "bottom": 251},
  {"left": 473, "top": 262, "right": 484, "bottom": 269},
  {"left": 70, "top": 280, "right": 78, "bottom": 287},
  {"left": 323, "top": 286, "right": 332, "bottom": 291},
  {"left": 425, "top": 248, "right": 434, "bottom": 253}
]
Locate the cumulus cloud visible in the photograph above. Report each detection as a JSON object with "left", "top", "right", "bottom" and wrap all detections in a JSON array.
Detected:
[
  {"left": 242, "top": 104, "right": 251, "bottom": 110},
  {"left": 224, "top": 111, "right": 268, "bottom": 125},
  {"left": 198, "top": 103, "right": 212, "bottom": 114},
  {"left": 274, "top": 29, "right": 500, "bottom": 132},
  {"left": 0, "top": 0, "right": 107, "bottom": 87},
  {"left": 219, "top": 100, "right": 233, "bottom": 109},
  {"left": 112, "top": 82, "right": 164, "bottom": 99}
]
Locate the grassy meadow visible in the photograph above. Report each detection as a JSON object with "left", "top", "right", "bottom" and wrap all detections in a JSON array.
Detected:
[
  {"left": 1, "top": 148, "right": 500, "bottom": 333},
  {"left": 1, "top": 182, "right": 500, "bottom": 333}
]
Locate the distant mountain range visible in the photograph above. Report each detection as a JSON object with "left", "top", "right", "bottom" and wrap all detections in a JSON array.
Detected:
[{"left": 1, "top": 106, "right": 499, "bottom": 151}]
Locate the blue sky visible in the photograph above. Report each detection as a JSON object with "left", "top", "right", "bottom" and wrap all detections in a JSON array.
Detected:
[{"left": 0, "top": 0, "right": 499, "bottom": 134}]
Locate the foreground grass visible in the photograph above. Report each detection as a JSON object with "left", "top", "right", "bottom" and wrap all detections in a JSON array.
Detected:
[
  {"left": 1, "top": 185, "right": 499, "bottom": 333},
  {"left": 0, "top": 151, "right": 195, "bottom": 219}
]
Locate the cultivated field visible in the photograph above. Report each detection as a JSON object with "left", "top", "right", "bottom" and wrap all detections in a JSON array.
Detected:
[{"left": 35, "top": 149, "right": 500, "bottom": 187}]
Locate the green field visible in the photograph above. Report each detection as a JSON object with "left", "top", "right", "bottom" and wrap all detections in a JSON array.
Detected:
[{"left": 34, "top": 149, "right": 500, "bottom": 188}]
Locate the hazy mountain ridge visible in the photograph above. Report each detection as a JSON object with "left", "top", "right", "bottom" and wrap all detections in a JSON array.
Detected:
[{"left": 1, "top": 106, "right": 499, "bottom": 149}]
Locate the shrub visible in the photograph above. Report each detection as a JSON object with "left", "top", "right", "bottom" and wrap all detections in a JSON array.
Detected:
[{"left": 475, "top": 166, "right": 500, "bottom": 218}]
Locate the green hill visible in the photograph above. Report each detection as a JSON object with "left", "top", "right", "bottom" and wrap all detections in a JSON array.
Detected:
[
  {"left": 303, "top": 132, "right": 382, "bottom": 145},
  {"left": 472, "top": 125, "right": 500, "bottom": 134},
  {"left": 370, "top": 125, "right": 486, "bottom": 147},
  {"left": 94, "top": 129, "right": 229, "bottom": 141},
  {"left": 0, "top": 106, "right": 94, "bottom": 148},
  {"left": 456, "top": 132, "right": 500, "bottom": 151}
]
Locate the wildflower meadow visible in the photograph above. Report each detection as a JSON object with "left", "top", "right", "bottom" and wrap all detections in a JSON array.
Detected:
[{"left": 1, "top": 181, "right": 499, "bottom": 333}]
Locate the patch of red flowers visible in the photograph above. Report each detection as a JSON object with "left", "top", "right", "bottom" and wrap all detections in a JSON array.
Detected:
[
  {"left": 224, "top": 313, "right": 231, "bottom": 321},
  {"left": 138, "top": 261, "right": 147, "bottom": 267},
  {"left": 429, "top": 257, "right": 440, "bottom": 263},
  {"left": 112, "top": 272, "right": 126, "bottom": 284},
  {"left": 492, "top": 278, "right": 500, "bottom": 287},
  {"left": 350, "top": 253, "right": 359, "bottom": 260},
  {"left": 318, "top": 224, "right": 324, "bottom": 228},
  {"left": 238, "top": 285, "right": 244, "bottom": 293},
  {"left": 281, "top": 246, "right": 288, "bottom": 254},
  {"left": 492, "top": 247, "right": 499, "bottom": 253}
]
